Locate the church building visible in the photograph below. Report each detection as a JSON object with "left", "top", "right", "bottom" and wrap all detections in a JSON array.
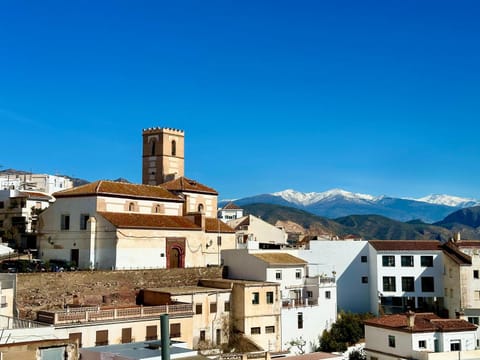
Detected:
[{"left": 38, "top": 127, "right": 235, "bottom": 270}]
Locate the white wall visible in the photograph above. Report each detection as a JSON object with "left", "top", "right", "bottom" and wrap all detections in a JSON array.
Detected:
[{"left": 295, "top": 240, "right": 370, "bottom": 313}]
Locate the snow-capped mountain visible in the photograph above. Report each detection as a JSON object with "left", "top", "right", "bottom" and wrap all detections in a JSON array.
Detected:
[
  {"left": 272, "top": 188, "right": 377, "bottom": 206},
  {"left": 414, "top": 194, "right": 479, "bottom": 208},
  {"left": 222, "top": 189, "right": 480, "bottom": 223}
]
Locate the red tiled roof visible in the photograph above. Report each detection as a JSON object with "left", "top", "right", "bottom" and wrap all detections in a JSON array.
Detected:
[
  {"left": 365, "top": 312, "right": 477, "bottom": 333},
  {"left": 369, "top": 240, "right": 441, "bottom": 251},
  {"left": 441, "top": 241, "right": 472, "bottom": 265},
  {"left": 223, "top": 202, "right": 242, "bottom": 210},
  {"left": 456, "top": 240, "right": 480, "bottom": 248},
  {"left": 161, "top": 177, "right": 218, "bottom": 195},
  {"left": 98, "top": 212, "right": 200, "bottom": 230},
  {"left": 17, "top": 191, "right": 54, "bottom": 201},
  {"left": 205, "top": 218, "right": 236, "bottom": 233},
  {"left": 53, "top": 180, "right": 182, "bottom": 201}
]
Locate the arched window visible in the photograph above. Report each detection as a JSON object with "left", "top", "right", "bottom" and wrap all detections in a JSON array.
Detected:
[
  {"left": 153, "top": 204, "right": 162, "bottom": 214},
  {"left": 128, "top": 202, "right": 135, "bottom": 212},
  {"left": 198, "top": 204, "right": 204, "bottom": 213},
  {"left": 171, "top": 140, "right": 176, "bottom": 156},
  {"left": 151, "top": 140, "right": 156, "bottom": 156}
]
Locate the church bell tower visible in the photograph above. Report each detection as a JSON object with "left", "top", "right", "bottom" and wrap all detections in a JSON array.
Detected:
[{"left": 142, "top": 127, "right": 185, "bottom": 185}]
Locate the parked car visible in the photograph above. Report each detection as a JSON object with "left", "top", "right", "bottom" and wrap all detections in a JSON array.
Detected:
[{"left": 47, "top": 259, "right": 77, "bottom": 272}]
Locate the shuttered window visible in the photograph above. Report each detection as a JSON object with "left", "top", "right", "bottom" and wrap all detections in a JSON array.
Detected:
[
  {"left": 95, "top": 330, "right": 108, "bottom": 346},
  {"left": 170, "top": 323, "right": 181, "bottom": 338},
  {"left": 146, "top": 325, "right": 157, "bottom": 340},
  {"left": 122, "top": 328, "right": 132, "bottom": 343}
]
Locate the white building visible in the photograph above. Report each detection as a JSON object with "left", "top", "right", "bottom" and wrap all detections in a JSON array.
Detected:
[
  {"left": 38, "top": 180, "right": 235, "bottom": 270},
  {"left": 294, "top": 239, "right": 370, "bottom": 313},
  {"left": 222, "top": 249, "right": 336, "bottom": 353},
  {"left": 0, "top": 173, "right": 73, "bottom": 194},
  {"left": 218, "top": 202, "right": 244, "bottom": 222},
  {"left": 227, "top": 214, "right": 288, "bottom": 250},
  {"left": 364, "top": 312, "right": 479, "bottom": 360}
]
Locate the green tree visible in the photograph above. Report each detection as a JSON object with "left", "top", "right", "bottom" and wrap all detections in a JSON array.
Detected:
[
  {"left": 349, "top": 348, "right": 366, "bottom": 360},
  {"left": 317, "top": 312, "right": 373, "bottom": 352}
]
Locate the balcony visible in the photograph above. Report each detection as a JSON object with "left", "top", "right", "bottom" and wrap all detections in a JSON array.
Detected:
[
  {"left": 37, "top": 303, "right": 193, "bottom": 325},
  {"left": 282, "top": 298, "right": 318, "bottom": 308}
]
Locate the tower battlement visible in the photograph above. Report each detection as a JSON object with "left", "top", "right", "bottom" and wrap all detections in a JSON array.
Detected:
[{"left": 142, "top": 127, "right": 184, "bottom": 135}]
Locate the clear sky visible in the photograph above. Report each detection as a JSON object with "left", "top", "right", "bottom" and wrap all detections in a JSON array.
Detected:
[{"left": 1, "top": 1, "right": 479, "bottom": 200}]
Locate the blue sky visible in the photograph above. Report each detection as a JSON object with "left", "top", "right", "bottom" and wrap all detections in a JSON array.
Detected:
[{"left": 1, "top": 1, "right": 479, "bottom": 200}]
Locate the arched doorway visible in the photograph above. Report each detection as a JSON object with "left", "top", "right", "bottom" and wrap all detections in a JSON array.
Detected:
[{"left": 166, "top": 238, "right": 185, "bottom": 268}]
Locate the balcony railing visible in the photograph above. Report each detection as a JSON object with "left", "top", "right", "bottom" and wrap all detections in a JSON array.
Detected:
[
  {"left": 282, "top": 298, "right": 318, "bottom": 308},
  {"left": 37, "top": 303, "right": 193, "bottom": 325}
]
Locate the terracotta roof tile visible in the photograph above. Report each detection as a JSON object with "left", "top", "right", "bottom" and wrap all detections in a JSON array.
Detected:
[
  {"left": 456, "top": 240, "right": 480, "bottom": 248},
  {"left": 161, "top": 177, "right": 218, "bottom": 195},
  {"left": 223, "top": 202, "right": 242, "bottom": 210},
  {"left": 53, "top": 180, "right": 182, "bottom": 201},
  {"left": 98, "top": 212, "right": 200, "bottom": 230},
  {"left": 205, "top": 218, "right": 235, "bottom": 233},
  {"left": 364, "top": 312, "right": 477, "bottom": 333},
  {"left": 369, "top": 240, "right": 441, "bottom": 251},
  {"left": 251, "top": 253, "right": 307, "bottom": 265},
  {"left": 17, "top": 191, "right": 54, "bottom": 201},
  {"left": 441, "top": 241, "right": 472, "bottom": 265}
]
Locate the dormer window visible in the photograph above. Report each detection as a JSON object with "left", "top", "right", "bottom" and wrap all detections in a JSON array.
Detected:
[{"left": 171, "top": 140, "right": 176, "bottom": 156}]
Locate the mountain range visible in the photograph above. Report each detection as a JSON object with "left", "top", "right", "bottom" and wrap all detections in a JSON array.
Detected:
[{"left": 223, "top": 189, "right": 480, "bottom": 223}]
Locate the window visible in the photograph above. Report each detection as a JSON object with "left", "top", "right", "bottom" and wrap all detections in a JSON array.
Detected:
[
  {"left": 450, "top": 340, "right": 461, "bottom": 351},
  {"left": 276, "top": 271, "right": 282, "bottom": 280},
  {"left": 198, "top": 204, "right": 204, "bottom": 213},
  {"left": 265, "top": 326, "right": 275, "bottom": 333},
  {"left": 361, "top": 256, "right": 368, "bottom": 263},
  {"left": 297, "top": 312, "right": 303, "bottom": 329},
  {"left": 171, "top": 140, "right": 177, "bottom": 156},
  {"left": 128, "top": 202, "right": 135, "bottom": 211},
  {"left": 252, "top": 292, "right": 259, "bottom": 305},
  {"left": 0, "top": 201, "right": 4, "bottom": 209},
  {"left": 382, "top": 255, "right": 395, "bottom": 267},
  {"left": 266, "top": 291, "right": 274, "bottom": 304},
  {"left": 151, "top": 140, "right": 156, "bottom": 156},
  {"left": 421, "top": 277, "right": 435, "bottom": 292},
  {"left": 224, "top": 302, "right": 230, "bottom": 312},
  {"left": 307, "top": 291, "right": 313, "bottom": 298},
  {"left": 122, "top": 328, "right": 132, "bottom": 343},
  {"left": 383, "top": 276, "right": 396, "bottom": 292},
  {"left": 153, "top": 204, "right": 162, "bottom": 213},
  {"left": 195, "top": 304, "right": 202, "bottom": 314},
  {"left": 200, "top": 330, "right": 206, "bottom": 341},
  {"left": 325, "top": 291, "right": 331, "bottom": 299},
  {"left": 80, "top": 214, "right": 89, "bottom": 230},
  {"left": 295, "top": 269, "right": 301, "bottom": 279},
  {"left": 468, "top": 317, "right": 479, "bottom": 325},
  {"left": 210, "top": 303, "right": 217, "bottom": 313},
  {"left": 388, "top": 335, "right": 396, "bottom": 348},
  {"left": 170, "top": 323, "right": 181, "bottom": 338},
  {"left": 474, "top": 270, "right": 479, "bottom": 279},
  {"left": 401, "top": 255, "right": 414, "bottom": 267},
  {"left": 402, "top": 277, "right": 415, "bottom": 292},
  {"left": 421, "top": 256, "right": 434, "bottom": 267},
  {"left": 216, "top": 328, "right": 221, "bottom": 345},
  {"left": 61, "top": 214, "right": 70, "bottom": 230},
  {"left": 146, "top": 325, "right": 157, "bottom": 341},
  {"left": 251, "top": 327, "right": 261, "bottom": 335},
  {"left": 362, "top": 276, "right": 368, "bottom": 284},
  {"left": 96, "top": 330, "right": 109, "bottom": 346},
  {"left": 418, "top": 340, "right": 426, "bottom": 349}
]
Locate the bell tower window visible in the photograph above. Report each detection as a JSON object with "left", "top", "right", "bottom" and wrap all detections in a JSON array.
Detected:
[
  {"left": 171, "top": 140, "right": 176, "bottom": 156},
  {"left": 151, "top": 141, "right": 156, "bottom": 156}
]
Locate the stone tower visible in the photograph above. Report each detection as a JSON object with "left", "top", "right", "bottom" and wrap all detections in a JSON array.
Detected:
[{"left": 142, "top": 127, "right": 185, "bottom": 185}]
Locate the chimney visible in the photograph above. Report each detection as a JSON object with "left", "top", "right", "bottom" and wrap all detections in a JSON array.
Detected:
[
  {"left": 187, "top": 212, "right": 205, "bottom": 230},
  {"left": 406, "top": 310, "right": 415, "bottom": 329}
]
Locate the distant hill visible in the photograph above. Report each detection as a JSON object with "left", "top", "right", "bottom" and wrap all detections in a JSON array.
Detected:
[
  {"left": 241, "top": 202, "right": 468, "bottom": 241},
  {"left": 434, "top": 206, "right": 480, "bottom": 239},
  {"left": 222, "top": 189, "right": 480, "bottom": 223}
]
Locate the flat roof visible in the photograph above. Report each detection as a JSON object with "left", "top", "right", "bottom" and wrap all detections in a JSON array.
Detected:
[
  {"left": 81, "top": 340, "right": 203, "bottom": 360},
  {"left": 145, "top": 286, "right": 231, "bottom": 295}
]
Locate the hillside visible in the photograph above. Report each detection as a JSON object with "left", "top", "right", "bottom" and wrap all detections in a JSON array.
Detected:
[{"left": 242, "top": 203, "right": 467, "bottom": 241}]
